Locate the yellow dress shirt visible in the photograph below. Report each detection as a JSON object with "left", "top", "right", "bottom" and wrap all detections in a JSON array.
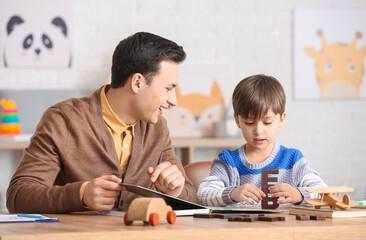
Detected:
[
  {"left": 80, "top": 85, "right": 136, "bottom": 204},
  {"left": 100, "top": 85, "right": 136, "bottom": 172}
]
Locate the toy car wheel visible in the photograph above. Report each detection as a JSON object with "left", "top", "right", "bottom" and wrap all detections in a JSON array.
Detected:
[
  {"left": 149, "top": 213, "right": 159, "bottom": 226},
  {"left": 166, "top": 211, "right": 176, "bottom": 224},
  {"left": 124, "top": 213, "right": 133, "bottom": 225}
]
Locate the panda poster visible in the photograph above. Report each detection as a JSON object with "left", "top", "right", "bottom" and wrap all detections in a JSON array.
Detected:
[
  {"left": 294, "top": 9, "right": 366, "bottom": 99},
  {"left": 0, "top": 0, "right": 72, "bottom": 68}
]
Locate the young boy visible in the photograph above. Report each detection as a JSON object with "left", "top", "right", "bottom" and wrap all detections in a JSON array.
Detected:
[{"left": 197, "top": 74, "right": 327, "bottom": 207}]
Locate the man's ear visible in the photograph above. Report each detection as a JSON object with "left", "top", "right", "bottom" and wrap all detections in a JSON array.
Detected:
[
  {"left": 130, "top": 73, "right": 145, "bottom": 94},
  {"left": 279, "top": 112, "right": 286, "bottom": 128}
]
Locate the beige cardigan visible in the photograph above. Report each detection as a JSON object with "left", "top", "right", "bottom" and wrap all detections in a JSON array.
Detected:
[{"left": 6, "top": 86, "right": 197, "bottom": 213}]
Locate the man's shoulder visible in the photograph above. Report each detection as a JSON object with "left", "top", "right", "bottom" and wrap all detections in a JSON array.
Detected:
[
  {"left": 49, "top": 89, "right": 100, "bottom": 113},
  {"left": 40, "top": 88, "right": 101, "bottom": 125}
]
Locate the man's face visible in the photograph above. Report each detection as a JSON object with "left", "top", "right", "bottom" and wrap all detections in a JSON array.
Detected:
[{"left": 136, "top": 60, "right": 178, "bottom": 124}]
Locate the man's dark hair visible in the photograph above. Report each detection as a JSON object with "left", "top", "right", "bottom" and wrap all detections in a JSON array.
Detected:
[
  {"left": 232, "top": 74, "right": 286, "bottom": 120},
  {"left": 111, "top": 32, "right": 186, "bottom": 88}
]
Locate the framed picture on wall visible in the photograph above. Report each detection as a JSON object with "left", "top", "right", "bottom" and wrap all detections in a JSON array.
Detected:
[
  {"left": 294, "top": 9, "right": 366, "bottom": 99},
  {"left": 0, "top": 0, "right": 72, "bottom": 68}
]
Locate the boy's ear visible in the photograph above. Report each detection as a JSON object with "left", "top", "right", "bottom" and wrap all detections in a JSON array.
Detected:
[
  {"left": 131, "top": 73, "right": 144, "bottom": 94},
  {"left": 279, "top": 112, "right": 286, "bottom": 128},
  {"left": 234, "top": 113, "right": 240, "bottom": 128}
]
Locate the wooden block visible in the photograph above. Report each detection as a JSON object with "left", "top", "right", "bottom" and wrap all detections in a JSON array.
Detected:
[
  {"left": 242, "top": 216, "right": 259, "bottom": 222},
  {"left": 258, "top": 215, "right": 279, "bottom": 222},
  {"left": 310, "top": 215, "right": 326, "bottom": 220},
  {"left": 296, "top": 215, "right": 310, "bottom": 220},
  {"left": 261, "top": 169, "right": 279, "bottom": 189},
  {"left": 228, "top": 216, "right": 258, "bottom": 222},
  {"left": 228, "top": 216, "right": 244, "bottom": 222},
  {"left": 193, "top": 213, "right": 220, "bottom": 218},
  {"left": 257, "top": 215, "right": 284, "bottom": 222},
  {"left": 261, "top": 169, "right": 279, "bottom": 209},
  {"left": 218, "top": 214, "right": 250, "bottom": 219}
]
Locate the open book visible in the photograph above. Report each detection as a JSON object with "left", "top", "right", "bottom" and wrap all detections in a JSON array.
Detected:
[
  {"left": 289, "top": 205, "right": 366, "bottom": 218},
  {"left": 120, "top": 183, "right": 284, "bottom": 216},
  {"left": 120, "top": 183, "right": 210, "bottom": 216}
]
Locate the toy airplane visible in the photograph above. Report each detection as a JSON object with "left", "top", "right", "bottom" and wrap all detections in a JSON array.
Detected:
[{"left": 306, "top": 186, "right": 356, "bottom": 210}]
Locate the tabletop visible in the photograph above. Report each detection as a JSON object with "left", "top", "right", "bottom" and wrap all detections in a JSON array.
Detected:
[{"left": 1, "top": 211, "right": 366, "bottom": 240}]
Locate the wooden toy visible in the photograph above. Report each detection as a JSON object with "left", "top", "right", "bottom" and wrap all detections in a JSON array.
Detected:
[
  {"left": 295, "top": 214, "right": 326, "bottom": 221},
  {"left": 261, "top": 169, "right": 279, "bottom": 209},
  {"left": 227, "top": 214, "right": 285, "bottom": 222},
  {"left": 310, "top": 215, "right": 326, "bottom": 220},
  {"left": 193, "top": 213, "right": 220, "bottom": 218},
  {"left": 305, "top": 186, "right": 356, "bottom": 210},
  {"left": 194, "top": 212, "right": 286, "bottom": 223},
  {"left": 258, "top": 215, "right": 285, "bottom": 222},
  {"left": 296, "top": 215, "right": 310, "bottom": 220},
  {"left": 193, "top": 213, "right": 249, "bottom": 219},
  {"left": 228, "top": 216, "right": 259, "bottom": 222},
  {"left": 123, "top": 198, "right": 176, "bottom": 226}
]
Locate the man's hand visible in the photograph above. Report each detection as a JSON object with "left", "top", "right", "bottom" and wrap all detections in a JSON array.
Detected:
[
  {"left": 230, "top": 183, "right": 266, "bottom": 204},
  {"left": 269, "top": 183, "right": 303, "bottom": 204},
  {"left": 83, "top": 175, "right": 124, "bottom": 211},
  {"left": 147, "top": 162, "right": 185, "bottom": 197}
]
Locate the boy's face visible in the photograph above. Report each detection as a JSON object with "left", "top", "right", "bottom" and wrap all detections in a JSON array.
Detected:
[{"left": 234, "top": 109, "right": 286, "bottom": 155}]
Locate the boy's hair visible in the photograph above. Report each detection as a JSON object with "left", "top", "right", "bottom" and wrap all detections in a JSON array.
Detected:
[
  {"left": 111, "top": 32, "right": 186, "bottom": 88},
  {"left": 232, "top": 74, "right": 286, "bottom": 119}
]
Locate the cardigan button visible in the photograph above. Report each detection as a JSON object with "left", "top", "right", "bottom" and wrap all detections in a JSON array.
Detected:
[{"left": 120, "top": 200, "right": 124, "bottom": 206}]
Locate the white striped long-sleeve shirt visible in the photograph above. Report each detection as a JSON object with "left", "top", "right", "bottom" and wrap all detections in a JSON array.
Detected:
[{"left": 197, "top": 143, "right": 327, "bottom": 207}]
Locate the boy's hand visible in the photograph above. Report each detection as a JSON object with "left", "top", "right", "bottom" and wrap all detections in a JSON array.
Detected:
[
  {"left": 230, "top": 184, "right": 266, "bottom": 204},
  {"left": 147, "top": 162, "right": 185, "bottom": 197},
  {"left": 269, "top": 183, "right": 303, "bottom": 204}
]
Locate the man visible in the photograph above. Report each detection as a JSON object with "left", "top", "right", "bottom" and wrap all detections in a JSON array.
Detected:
[{"left": 7, "top": 32, "right": 197, "bottom": 213}]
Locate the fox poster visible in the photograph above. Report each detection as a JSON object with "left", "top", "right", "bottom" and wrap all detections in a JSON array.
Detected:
[{"left": 164, "top": 65, "right": 232, "bottom": 138}]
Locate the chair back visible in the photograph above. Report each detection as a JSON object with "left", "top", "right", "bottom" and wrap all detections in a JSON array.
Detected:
[{"left": 184, "top": 161, "right": 212, "bottom": 191}]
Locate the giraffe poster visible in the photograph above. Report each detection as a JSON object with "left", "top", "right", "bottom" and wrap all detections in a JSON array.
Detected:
[{"left": 294, "top": 9, "right": 366, "bottom": 99}]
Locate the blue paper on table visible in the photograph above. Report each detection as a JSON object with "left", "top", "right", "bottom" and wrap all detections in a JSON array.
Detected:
[{"left": 0, "top": 214, "right": 60, "bottom": 223}]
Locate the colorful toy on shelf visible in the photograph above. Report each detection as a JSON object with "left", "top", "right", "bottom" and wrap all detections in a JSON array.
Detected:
[{"left": 0, "top": 99, "right": 21, "bottom": 135}]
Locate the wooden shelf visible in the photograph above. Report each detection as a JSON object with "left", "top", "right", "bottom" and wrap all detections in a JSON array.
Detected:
[
  {"left": 0, "top": 137, "right": 244, "bottom": 165},
  {"left": 171, "top": 138, "right": 243, "bottom": 148},
  {"left": 0, "top": 141, "right": 29, "bottom": 150},
  {"left": 171, "top": 138, "right": 243, "bottom": 166}
]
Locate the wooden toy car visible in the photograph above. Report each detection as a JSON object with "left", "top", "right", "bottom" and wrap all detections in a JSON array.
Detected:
[{"left": 124, "top": 197, "right": 176, "bottom": 226}]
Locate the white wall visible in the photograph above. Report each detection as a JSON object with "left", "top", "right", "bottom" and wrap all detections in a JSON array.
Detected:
[{"left": 1, "top": 0, "right": 366, "bottom": 212}]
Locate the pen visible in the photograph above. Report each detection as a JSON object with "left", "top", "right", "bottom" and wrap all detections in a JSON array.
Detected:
[{"left": 17, "top": 214, "right": 44, "bottom": 219}]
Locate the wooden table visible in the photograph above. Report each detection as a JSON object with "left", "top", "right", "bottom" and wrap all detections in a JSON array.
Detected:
[{"left": 1, "top": 212, "right": 366, "bottom": 240}]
